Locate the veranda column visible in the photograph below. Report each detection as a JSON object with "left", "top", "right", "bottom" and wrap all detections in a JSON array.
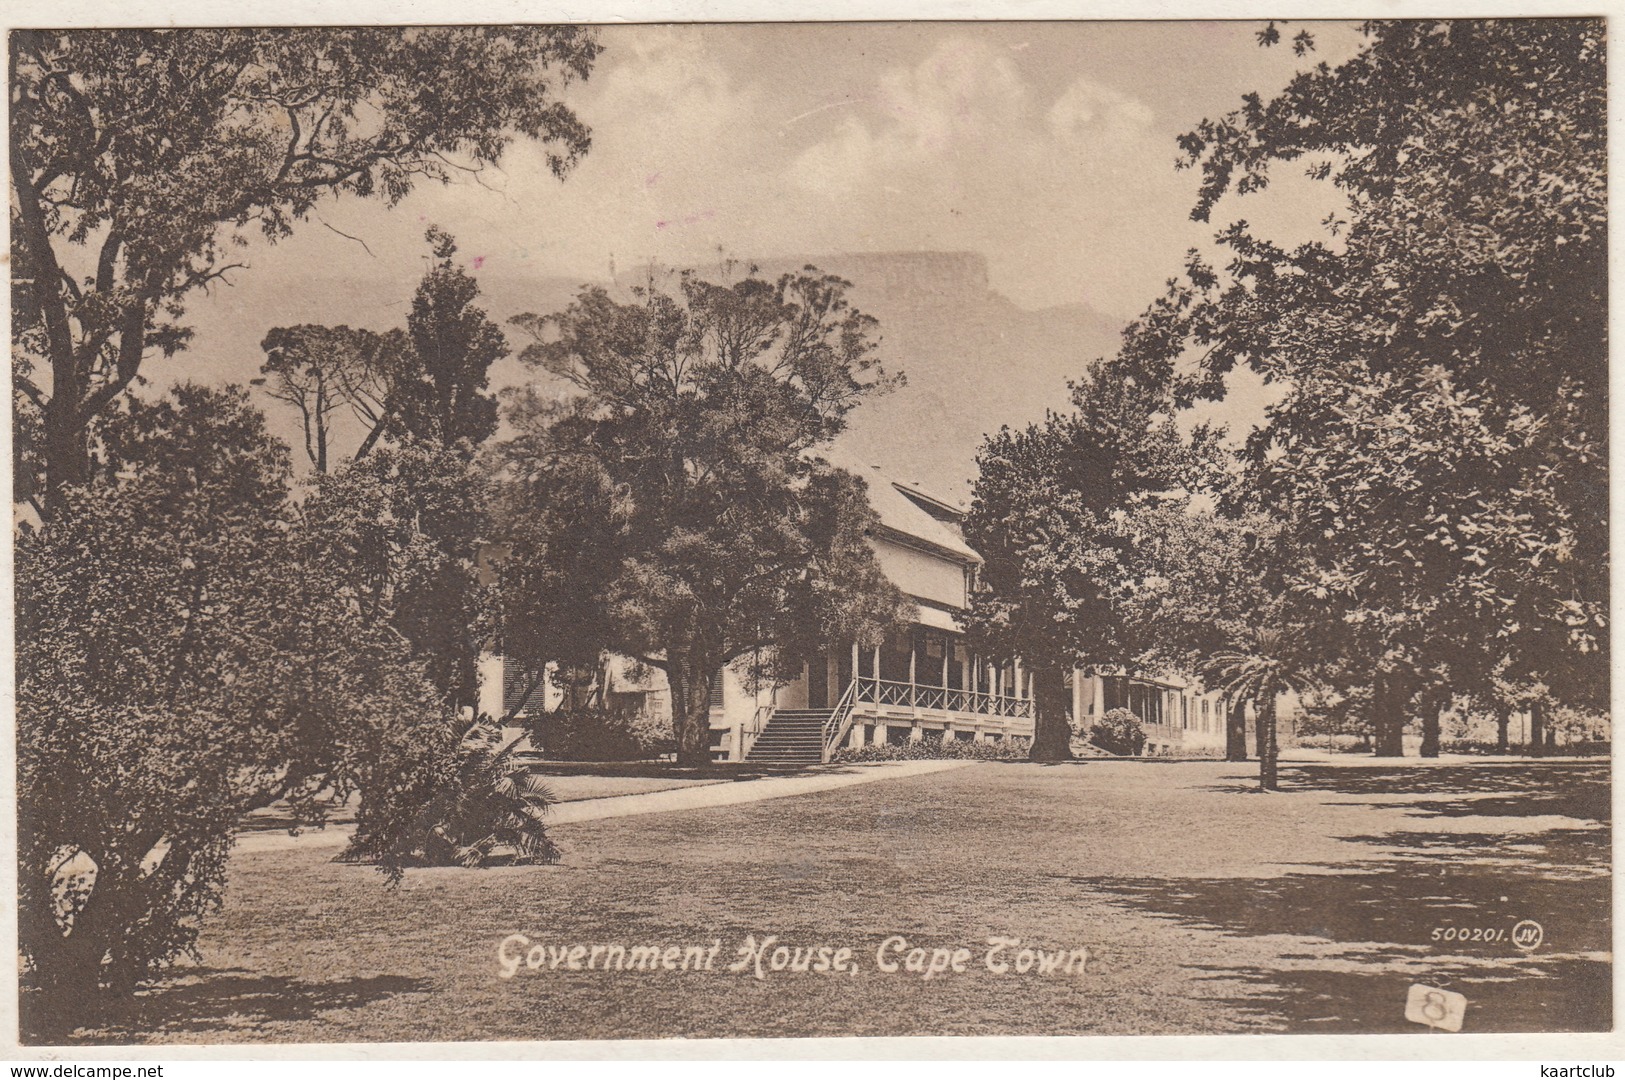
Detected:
[
  {"left": 1072, "top": 669, "right": 1084, "bottom": 731},
  {"left": 908, "top": 637, "right": 917, "bottom": 709}
]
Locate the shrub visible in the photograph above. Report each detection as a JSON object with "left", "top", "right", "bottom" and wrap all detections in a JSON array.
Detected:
[
  {"left": 16, "top": 387, "right": 462, "bottom": 1021},
  {"left": 344, "top": 717, "right": 559, "bottom": 881},
  {"left": 1162, "top": 745, "right": 1228, "bottom": 759},
  {"left": 1294, "top": 734, "right": 1372, "bottom": 754},
  {"left": 527, "top": 705, "right": 668, "bottom": 761},
  {"left": 1438, "top": 737, "right": 1610, "bottom": 757},
  {"left": 1090, "top": 708, "right": 1147, "bottom": 756},
  {"left": 831, "top": 735, "right": 1031, "bottom": 763}
]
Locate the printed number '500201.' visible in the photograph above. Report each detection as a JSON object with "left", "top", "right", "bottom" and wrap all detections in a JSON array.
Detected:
[
  {"left": 1431, "top": 921, "right": 1544, "bottom": 950},
  {"left": 1432, "top": 927, "right": 1510, "bottom": 942}
]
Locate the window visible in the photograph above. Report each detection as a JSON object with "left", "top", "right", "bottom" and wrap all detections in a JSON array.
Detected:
[{"left": 503, "top": 656, "right": 545, "bottom": 718}]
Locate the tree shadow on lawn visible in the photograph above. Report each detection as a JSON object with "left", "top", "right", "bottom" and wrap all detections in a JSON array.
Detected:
[
  {"left": 1285, "top": 761, "right": 1608, "bottom": 799},
  {"left": 1076, "top": 823, "right": 1610, "bottom": 1034},
  {"left": 1200, "top": 763, "right": 1610, "bottom": 819},
  {"left": 23, "top": 969, "right": 432, "bottom": 1045}
]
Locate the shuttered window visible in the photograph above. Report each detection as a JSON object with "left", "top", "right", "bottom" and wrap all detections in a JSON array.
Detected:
[{"left": 503, "top": 656, "right": 546, "bottom": 718}]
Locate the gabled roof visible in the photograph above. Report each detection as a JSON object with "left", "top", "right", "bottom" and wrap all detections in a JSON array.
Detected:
[{"left": 820, "top": 449, "right": 982, "bottom": 565}]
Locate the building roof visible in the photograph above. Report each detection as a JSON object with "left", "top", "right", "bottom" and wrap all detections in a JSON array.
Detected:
[{"left": 820, "top": 449, "right": 982, "bottom": 565}]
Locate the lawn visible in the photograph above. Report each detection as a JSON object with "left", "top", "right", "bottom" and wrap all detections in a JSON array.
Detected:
[{"left": 36, "top": 757, "right": 1610, "bottom": 1043}]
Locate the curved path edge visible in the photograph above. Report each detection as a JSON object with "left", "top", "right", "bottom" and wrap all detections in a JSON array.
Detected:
[{"left": 234, "top": 759, "right": 976, "bottom": 854}]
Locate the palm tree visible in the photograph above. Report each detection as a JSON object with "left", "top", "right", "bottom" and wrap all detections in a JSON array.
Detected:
[
  {"left": 1202, "top": 629, "right": 1311, "bottom": 791},
  {"left": 345, "top": 716, "right": 559, "bottom": 880}
]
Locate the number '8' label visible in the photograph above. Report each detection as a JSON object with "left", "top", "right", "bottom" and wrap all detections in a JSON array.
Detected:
[{"left": 1405, "top": 983, "right": 1467, "bottom": 1032}]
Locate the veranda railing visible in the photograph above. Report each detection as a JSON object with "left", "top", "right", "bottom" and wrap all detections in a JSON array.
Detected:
[
  {"left": 819, "top": 676, "right": 1034, "bottom": 761},
  {"left": 852, "top": 676, "right": 1033, "bottom": 719}
]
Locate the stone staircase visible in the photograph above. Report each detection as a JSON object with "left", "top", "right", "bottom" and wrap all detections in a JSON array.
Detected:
[{"left": 745, "top": 709, "right": 832, "bottom": 765}]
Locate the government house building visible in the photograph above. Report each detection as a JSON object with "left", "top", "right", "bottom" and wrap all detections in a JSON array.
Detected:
[{"left": 479, "top": 462, "right": 1229, "bottom": 763}]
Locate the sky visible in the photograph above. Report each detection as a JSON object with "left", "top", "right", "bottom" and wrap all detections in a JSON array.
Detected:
[{"left": 156, "top": 20, "right": 1367, "bottom": 492}]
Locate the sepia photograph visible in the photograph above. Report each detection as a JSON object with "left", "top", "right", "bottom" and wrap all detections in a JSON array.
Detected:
[{"left": 7, "top": 13, "right": 1611, "bottom": 1050}]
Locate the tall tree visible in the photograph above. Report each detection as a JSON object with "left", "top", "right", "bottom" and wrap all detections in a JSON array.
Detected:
[
  {"left": 257, "top": 228, "right": 506, "bottom": 468},
  {"left": 495, "top": 266, "right": 911, "bottom": 765},
  {"left": 299, "top": 443, "right": 492, "bottom": 708},
  {"left": 1110, "top": 506, "right": 1296, "bottom": 764},
  {"left": 11, "top": 27, "right": 600, "bottom": 512},
  {"left": 256, "top": 324, "right": 376, "bottom": 473},
  {"left": 388, "top": 227, "right": 506, "bottom": 454},
  {"left": 1130, "top": 20, "right": 1606, "bottom": 747},
  {"left": 963, "top": 356, "right": 1227, "bottom": 761}
]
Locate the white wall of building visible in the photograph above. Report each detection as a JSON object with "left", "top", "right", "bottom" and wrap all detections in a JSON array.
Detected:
[{"left": 870, "top": 539, "right": 967, "bottom": 609}]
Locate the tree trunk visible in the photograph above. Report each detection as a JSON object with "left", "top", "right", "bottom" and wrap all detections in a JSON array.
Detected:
[
  {"left": 1528, "top": 698, "right": 1547, "bottom": 758},
  {"left": 1419, "top": 692, "right": 1443, "bottom": 758},
  {"left": 666, "top": 649, "right": 715, "bottom": 768},
  {"left": 1256, "top": 692, "right": 1279, "bottom": 791},
  {"left": 1495, "top": 705, "right": 1510, "bottom": 753},
  {"left": 1417, "top": 704, "right": 1443, "bottom": 753},
  {"left": 1225, "top": 698, "right": 1249, "bottom": 761},
  {"left": 1028, "top": 665, "right": 1073, "bottom": 762},
  {"left": 1371, "top": 675, "right": 1406, "bottom": 757},
  {"left": 42, "top": 391, "right": 91, "bottom": 516},
  {"left": 314, "top": 368, "right": 329, "bottom": 474},
  {"left": 13, "top": 159, "right": 87, "bottom": 519}
]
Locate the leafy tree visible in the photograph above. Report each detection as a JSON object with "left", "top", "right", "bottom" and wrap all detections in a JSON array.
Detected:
[
  {"left": 18, "top": 385, "right": 552, "bottom": 1025},
  {"left": 258, "top": 225, "right": 505, "bottom": 464},
  {"left": 487, "top": 408, "right": 630, "bottom": 699},
  {"left": 1124, "top": 20, "right": 1606, "bottom": 750},
  {"left": 11, "top": 27, "right": 600, "bottom": 512},
  {"left": 386, "top": 227, "right": 506, "bottom": 454},
  {"left": 1109, "top": 505, "right": 1288, "bottom": 762},
  {"left": 254, "top": 323, "right": 406, "bottom": 472},
  {"left": 964, "top": 356, "right": 1226, "bottom": 761},
  {"left": 299, "top": 442, "right": 491, "bottom": 708},
  {"left": 15, "top": 385, "right": 453, "bottom": 1019},
  {"left": 495, "top": 266, "right": 911, "bottom": 765}
]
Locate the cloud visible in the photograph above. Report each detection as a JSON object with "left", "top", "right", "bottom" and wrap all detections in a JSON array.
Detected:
[
  {"left": 1046, "top": 77, "right": 1156, "bottom": 144},
  {"left": 791, "top": 38, "right": 1158, "bottom": 197},
  {"left": 589, "top": 27, "right": 754, "bottom": 132},
  {"left": 791, "top": 37, "right": 1041, "bottom": 193},
  {"left": 874, "top": 37, "right": 1033, "bottom": 152}
]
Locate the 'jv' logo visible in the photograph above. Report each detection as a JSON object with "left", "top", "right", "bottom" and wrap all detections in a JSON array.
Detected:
[{"left": 1512, "top": 920, "right": 1545, "bottom": 952}]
